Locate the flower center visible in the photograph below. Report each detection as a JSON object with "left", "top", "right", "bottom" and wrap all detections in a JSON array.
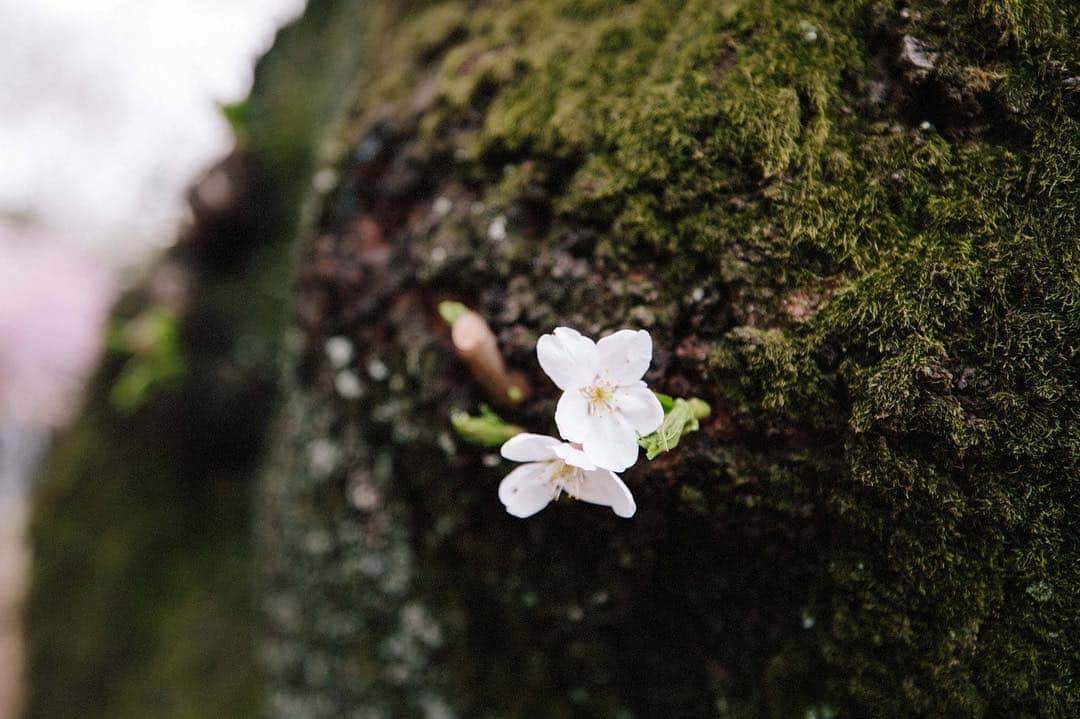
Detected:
[
  {"left": 580, "top": 377, "right": 617, "bottom": 415},
  {"left": 548, "top": 460, "right": 582, "bottom": 500}
]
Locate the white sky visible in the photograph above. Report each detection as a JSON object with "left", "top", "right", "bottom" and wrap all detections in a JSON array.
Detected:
[{"left": 0, "top": 0, "right": 306, "bottom": 268}]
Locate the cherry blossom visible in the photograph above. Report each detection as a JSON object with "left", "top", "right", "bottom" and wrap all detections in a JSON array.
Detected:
[
  {"left": 498, "top": 433, "right": 635, "bottom": 518},
  {"left": 537, "top": 327, "right": 663, "bottom": 472}
]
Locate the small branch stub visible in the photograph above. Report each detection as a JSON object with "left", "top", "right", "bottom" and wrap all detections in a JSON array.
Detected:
[{"left": 441, "top": 302, "right": 529, "bottom": 406}]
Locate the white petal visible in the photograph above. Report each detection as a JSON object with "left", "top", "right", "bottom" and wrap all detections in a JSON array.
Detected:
[
  {"left": 498, "top": 463, "right": 556, "bottom": 518},
  {"left": 573, "top": 469, "right": 636, "bottom": 517},
  {"left": 595, "top": 329, "right": 652, "bottom": 384},
  {"left": 554, "top": 390, "right": 591, "bottom": 443},
  {"left": 615, "top": 383, "right": 664, "bottom": 435},
  {"left": 537, "top": 327, "right": 597, "bottom": 390},
  {"left": 500, "top": 433, "right": 561, "bottom": 462},
  {"left": 553, "top": 442, "right": 596, "bottom": 470},
  {"left": 581, "top": 412, "right": 640, "bottom": 472}
]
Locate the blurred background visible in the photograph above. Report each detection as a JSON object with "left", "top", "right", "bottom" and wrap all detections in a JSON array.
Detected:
[
  {"left": 5, "top": 2, "right": 1075, "bottom": 717},
  {"left": 0, "top": 2, "right": 305, "bottom": 715}
]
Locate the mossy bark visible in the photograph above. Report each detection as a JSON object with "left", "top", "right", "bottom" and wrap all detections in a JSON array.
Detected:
[
  {"left": 29, "top": 0, "right": 1079, "bottom": 717},
  {"left": 260, "top": 1, "right": 1079, "bottom": 716}
]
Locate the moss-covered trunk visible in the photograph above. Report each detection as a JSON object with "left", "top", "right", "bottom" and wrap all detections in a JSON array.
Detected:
[{"left": 29, "top": 0, "right": 1078, "bottom": 717}]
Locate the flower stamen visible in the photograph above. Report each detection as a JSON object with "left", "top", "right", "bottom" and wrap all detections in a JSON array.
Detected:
[
  {"left": 580, "top": 377, "right": 617, "bottom": 416},
  {"left": 548, "top": 460, "right": 582, "bottom": 500}
]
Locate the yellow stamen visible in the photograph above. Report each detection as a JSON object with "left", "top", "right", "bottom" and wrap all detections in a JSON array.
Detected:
[
  {"left": 580, "top": 377, "right": 616, "bottom": 415},
  {"left": 548, "top": 460, "right": 583, "bottom": 501},
  {"left": 550, "top": 461, "right": 576, "bottom": 482}
]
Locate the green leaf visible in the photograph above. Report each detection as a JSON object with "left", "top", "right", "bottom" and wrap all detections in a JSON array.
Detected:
[
  {"left": 108, "top": 307, "right": 186, "bottom": 413},
  {"left": 451, "top": 404, "right": 524, "bottom": 447},
  {"left": 219, "top": 99, "right": 251, "bottom": 143},
  {"left": 638, "top": 396, "right": 711, "bottom": 460},
  {"left": 654, "top": 391, "right": 676, "bottom": 412}
]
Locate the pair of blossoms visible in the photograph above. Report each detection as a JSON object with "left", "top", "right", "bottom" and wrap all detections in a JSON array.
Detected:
[{"left": 498, "top": 327, "right": 664, "bottom": 519}]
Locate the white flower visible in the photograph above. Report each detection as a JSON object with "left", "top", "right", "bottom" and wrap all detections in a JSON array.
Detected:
[
  {"left": 537, "top": 327, "right": 664, "bottom": 472},
  {"left": 498, "top": 433, "right": 636, "bottom": 518}
]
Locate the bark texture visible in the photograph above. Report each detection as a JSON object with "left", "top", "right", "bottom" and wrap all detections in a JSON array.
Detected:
[{"left": 29, "top": 1, "right": 1079, "bottom": 718}]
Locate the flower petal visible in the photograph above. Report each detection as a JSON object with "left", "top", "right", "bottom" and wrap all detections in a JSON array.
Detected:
[
  {"left": 553, "top": 442, "right": 596, "bottom": 470},
  {"left": 581, "top": 412, "right": 640, "bottom": 472},
  {"left": 554, "top": 390, "right": 591, "bottom": 443},
  {"left": 500, "top": 433, "right": 562, "bottom": 463},
  {"left": 498, "top": 463, "right": 556, "bottom": 518},
  {"left": 615, "top": 383, "right": 664, "bottom": 435},
  {"left": 595, "top": 329, "right": 652, "bottom": 385},
  {"left": 537, "top": 327, "right": 596, "bottom": 390},
  {"left": 573, "top": 469, "right": 636, "bottom": 517}
]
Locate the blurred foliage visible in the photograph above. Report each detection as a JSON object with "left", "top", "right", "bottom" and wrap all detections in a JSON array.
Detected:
[
  {"left": 106, "top": 307, "right": 185, "bottom": 413},
  {"left": 24, "top": 1, "right": 379, "bottom": 717}
]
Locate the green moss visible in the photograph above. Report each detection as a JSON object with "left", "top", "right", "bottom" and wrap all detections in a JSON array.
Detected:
[{"left": 27, "top": 353, "right": 265, "bottom": 719}]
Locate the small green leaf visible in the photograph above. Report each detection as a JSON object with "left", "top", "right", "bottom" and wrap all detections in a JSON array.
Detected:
[
  {"left": 220, "top": 99, "right": 251, "bottom": 143},
  {"left": 108, "top": 307, "right": 186, "bottom": 413},
  {"left": 110, "top": 363, "right": 159, "bottom": 413},
  {"left": 451, "top": 404, "right": 524, "bottom": 447},
  {"left": 654, "top": 392, "right": 676, "bottom": 412},
  {"left": 684, "top": 397, "right": 711, "bottom": 421},
  {"left": 438, "top": 301, "right": 469, "bottom": 325},
  {"left": 639, "top": 395, "right": 711, "bottom": 460}
]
